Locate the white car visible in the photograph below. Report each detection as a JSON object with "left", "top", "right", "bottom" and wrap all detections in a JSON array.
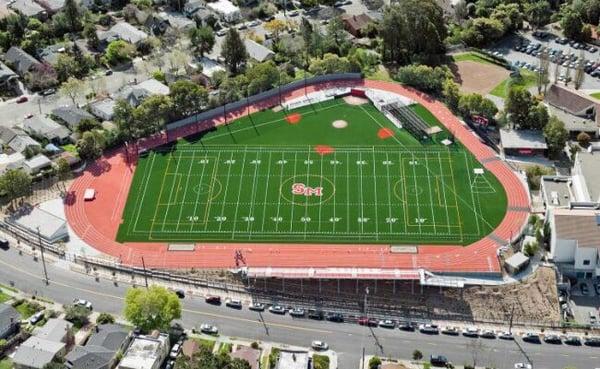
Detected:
[
  {"left": 225, "top": 299, "right": 242, "bottom": 309},
  {"left": 514, "top": 363, "right": 532, "bottom": 369},
  {"left": 378, "top": 319, "right": 395, "bottom": 329},
  {"left": 73, "top": 299, "right": 93, "bottom": 310},
  {"left": 200, "top": 323, "right": 218, "bottom": 335},
  {"left": 269, "top": 305, "right": 286, "bottom": 314},
  {"left": 249, "top": 302, "right": 265, "bottom": 311},
  {"left": 169, "top": 343, "right": 181, "bottom": 359},
  {"left": 311, "top": 340, "right": 328, "bottom": 351},
  {"left": 498, "top": 331, "right": 514, "bottom": 340},
  {"left": 462, "top": 326, "right": 479, "bottom": 337}
]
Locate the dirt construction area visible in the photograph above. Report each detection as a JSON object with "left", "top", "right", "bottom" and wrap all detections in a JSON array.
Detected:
[
  {"left": 438, "top": 266, "right": 560, "bottom": 325},
  {"left": 453, "top": 60, "right": 510, "bottom": 94}
]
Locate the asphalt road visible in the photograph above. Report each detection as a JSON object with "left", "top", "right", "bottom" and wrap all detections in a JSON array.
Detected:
[{"left": 0, "top": 248, "right": 598, "bottom": 369}]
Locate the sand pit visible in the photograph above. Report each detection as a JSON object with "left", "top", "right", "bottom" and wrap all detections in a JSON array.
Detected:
[
  {"left": 343, "top": 95, "right": 369, "bottom": 105},
  {"left": 332, "top": 120, "right": 348, "bottom": 129}
]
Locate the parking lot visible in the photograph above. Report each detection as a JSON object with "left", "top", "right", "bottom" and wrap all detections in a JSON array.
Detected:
[
  {"left": 564, "top": 278, "right": 600, "bottom": 327},
  {"left": 492, "top": 31, "right": 600, "bottom": 91}
]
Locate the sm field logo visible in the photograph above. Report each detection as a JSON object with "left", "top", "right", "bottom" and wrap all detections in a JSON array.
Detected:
[{"left": 291, "top": 183, "right": 323, "bottom": 197}]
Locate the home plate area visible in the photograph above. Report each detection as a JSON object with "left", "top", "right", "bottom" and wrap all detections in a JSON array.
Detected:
[{"left": 118, "top": 146, "right": 502, "bottom": 245}]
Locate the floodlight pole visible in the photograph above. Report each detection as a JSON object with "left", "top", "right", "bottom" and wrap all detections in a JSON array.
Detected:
[
  {"left": 141, "top": 256, "right": 149, "bottom": 289},
  {"left": 247, "top": 86, "right": 259, "bottom": 135},
  {"left": 37, "top": 227, "right": 49, "bottom": 285}
]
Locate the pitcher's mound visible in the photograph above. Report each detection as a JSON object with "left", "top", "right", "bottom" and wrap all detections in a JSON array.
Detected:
[
  {"left": 344, "top": 96, "right": 369, "bottom": 105},
  {"left": 332, "top": 120, "right": 348, "bottom": 129}
]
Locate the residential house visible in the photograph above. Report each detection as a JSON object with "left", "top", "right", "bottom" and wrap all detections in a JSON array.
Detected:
[
  {"left": 65, "top": 324, "right": 131, "bottom": 369},
  {"left": 571, "top": 149, "right": 600, "bottom": 205},
  {"left": 0, "top": 152, "right": 26, "bottom": 174},
  {"left": 198, "top": 57, "right": 225, "bottom": 80},
  {"left": 7, "top": 207, "right": 69, "bottom": 243},
  {"left": 207, "top": 0, "right": 241, "bottom": 23},
  {"left": 148, "top": 12, "right": 195, "bottom": 34},
  {"left": 13, "top": 336, "right": 67, "bottom": 369},
  {"left": 114, "top": 78, "right": 170, "bottom": 107},
  {"left": 98, "top": 22, "right": 148, "bottom": 47},
  {"left": 8, "top": 134, "right": 41, "bottom": 155},
  {"left": 8, "top": 0, "right": 46, "bottom": 18},
  {"left": 549, "top": 207, "right": 600, "bottom": 279},
  {"left": 231, "top": 346, "right": 260, "bottom": 369},
  {"left": 499, "top": 129, "right": 548, "bottom": 156},
  {"left": 117, "top": 331, "right": 169, "bottom": 369},
  {"left": 0, "top": 126, "right": 20, "bottom": 147},
  {"left": 544, "top": 83, "right": 600, "bottom": 137},
  {"left": 341, "top": 13, "right": 373, "bottom": 37},
  {"left": 540, "top": 176, "right": 572, "bottom": 209},
  {"left": 34, "top": 318, "right": 73, "bottom": 343},
  {"left": 39, "top": 44, "right": 69, "bottom": 65},
  {"left": 88, "top": 99, "right": 116, "bottom": 121},
  {"left": 0, "top": 303, "right": 20, "bottom": 339},
  {"left": 0, "top": 61, "right": 18, "bottom": 89},
  {"left": 4, "top": 47, "right": 41, "bottom": 76},
  {"left": 244, "top": 39, "right": 274, "bottom": 63},
  {"left": 23, "top": 154, "right": 52, "bottom": 174},
  {"left": 52, "top": 105, "right": 95, "bottom": 130},
  {"left": 22, "top": 115, "right": 70, "bottom": 144}
]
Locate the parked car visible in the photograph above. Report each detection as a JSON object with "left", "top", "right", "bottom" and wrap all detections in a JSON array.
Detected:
[
  {"left": 311, "top": 340, "right": 328, "bottom": 351},
  {"left": 480, "top": 330, "right": 496, "bottom": 339},
  {"left": 498, "top": 331, "right": 514, "bottom": 340},
  {"left": 522, "top": 333, "right": 541, "bottom": 343},
  {"left": 225, "top": 299, "right": 242, "bottom": 309},
  {"left": 73, "top": 299, "right": 93, "bottom": 310},
  {"left": 16, "top": 96, "right": 28, "bottom": 103},
  {"left": 441, "top": 326, "right": 459, "bottom": 336},
  {"left": 564, "top": 336, "right": 582, "bottom": 345},
  {"left": 269, "top": 305, "right": 286, "bottom": 314},
  {"left": 326, "top": 312, "right": 344, "bottom": 323},
  {"left": 205, "top": 296, "right": 221, "bottom": 305},
  {"left": 514, "top": 363, "right": 532, "bottom": 369},
  {"left": 378, "top": 319, "right": 395, "bottom": 329},
  {"left": 39, "top": 88, "right": 56, "bottom": 96},
  {"left": 29, "top": 311, "right": 44, "bottom": 325},
  {"left": 105, "top": 69, "right": 113, "bottom": 76},
  {"left": 173, "top": 289, "right": 185, "bottom": 299},
  {"left": 307, "top": 309, "right": 323, "bottom": 320},
  {"left": 358, "top": 317, "right": 378, "bottom": 327},
  {"left": 398, "top": 321, "right": 416, "bottom": 331},
  {"left": 249, "top": 302, "right": 265, "bottom": 312},
  {"left": 462, "top": 327, "right": 479, "bottom": 337},
  {"left": 429, "top": 355, "right": 448, "bottom": 367},
  {"left": 169, "top": 343, "right": 181, "bottom": 359},
  {"left": 200, "top": 323, "right": 218, "bottom": 335},
  {"left": 290, "top": 308, "right": 306, "bottom": 317},
  {"left": 580, "top": 283, "right": 589, "bottom": 295},
  {"left": 543, "top": 334, "right": 561, "bottom": 344},
  {"left": 419, "top": 324, "right": 439, "bottom": 334},
  {"left": 216, "top": 28, "right": 228, "bottom": 37},
  {"left": 247, "top": 19, "right": 261, "bottom": 27},
  {"left": 584, "top": 337, "right": 600, "bottom": 346},
  {"left": 0, "top": 238, "right": 7, "bottom": 250}
]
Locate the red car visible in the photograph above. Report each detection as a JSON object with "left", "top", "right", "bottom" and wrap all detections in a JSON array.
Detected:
[
  {"left": 358, "top": 317, "right": 378, "bottom": 327},
  {"left": 16, "top": 96, "right": 28, "bottom": 103},
  {"left": 205, "top": 295, "right": 221, "bottom": 304}
]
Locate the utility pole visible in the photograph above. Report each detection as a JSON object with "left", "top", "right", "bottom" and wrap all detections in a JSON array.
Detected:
[
  {"left": 141, "top": 256, "right": 149, "bottom": 289},
  {"left": 37, "top": 227, "right": 49, "bottom": 285}
]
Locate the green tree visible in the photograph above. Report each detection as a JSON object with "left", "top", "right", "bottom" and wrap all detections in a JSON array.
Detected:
[
  {"left": 169, "top": 80, "right": 208, "bottom": 119},
  {"left": 114, "top": 99, "right": 138, "bottom": 141},
  {"left": 59, "top": 77, "right": 86, "bottom": 105},
  {"left": 526, "top": 103, "right": 549, "bottom": 130},
  {"left": 324, "top": 17, "right": 350, "bottom": 55},
  {"left": 83, "top": 23, "right": 100, "bottom": 50},
  {"left": 76, "top": 118, "right": 101, "bottom": 134},
  {"left": 63, "top": 0, "right": 82, "bottom": 32},
  {"left": 524, "top": 240, "right": 539, "bottom": 256},
  {"left": 505, "top": 86, "right": 534, "bottom": 128},
  {"left": 308, "top": 53, "right": 357, "bottom": 75},
  {"left": 76, "top": 131, "right": 105, "bottom": 161},
  {"left": 134, "top": 95, "right": 172, "bottom": 136},
  {"left": 380, "top": 0, "right": 447, "bottom": 65},
  {"left": 442, "top": 78, "right": 461, "bottom": 112},
  {"left": 577, "top": 131, "right": 591, "bottom": 146},
  {"left": 55, "top": 157, "right": 71, "bottom": 193},
  {"left": 525, "top": 1, "right": 552, "bottom": 29},
  {"left": 123, "top": 285, "right": 181, "bottom": 332},
  {"left": 368, "top": 356, "right": 382, "bottom": 369},
  {"left": 561, "top": 8, "right": 584, "bottom": 40},
  {"left": 64, "top": 305, "right": 91, "bottom": 327},
  {"left": 189, "top": 26, "right": 215, "bottom": 57},
  {"left": 395, "top": 64, "right": 452, "bottom": 94},
  {"left": 543, "top": 116, "right": 569, "bottom": 158},
  {"left": 104, "top": 40, "right": 135, "bottom": 66},
  {"left": 460, "top": 17, "right": 505, "bottom": 47},
  {"left": 458, "top": 93, "right": 498, "bottom": 121},
  {"left": 412, "top": 350, "right": 423, "bottom": 360},
  {"left": 221, "top": 28, "right": 247, "bottom": 74},
  {"left": 246, "top": 61, "right": 280, "bottom": 95},
  {"left": 96, "top": 312, "right": 115, "bottom": 325},
  {"left": 0, "top": 169, "right": 31, "bottom": 207},
  {"left": 491, "top": 3, "right": 522, "bottom": 32}
]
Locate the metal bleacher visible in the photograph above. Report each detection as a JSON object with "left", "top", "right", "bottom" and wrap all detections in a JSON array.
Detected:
[{"left": 383, "top": 103, "right": 431, "bottom": 141}]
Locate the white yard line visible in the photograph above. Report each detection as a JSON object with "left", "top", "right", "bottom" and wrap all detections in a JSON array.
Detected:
[
  {"left": 462, "top": 151, "right": 482, "bottom": 236},
  {"left": 423, "top": 152, "right": 437, "bottom": 235},
  {"left": 245, "top": 149, "right": 262, "bottom": 238},
  {"left": 201, "top": 151, "right": 221, "bottom": 232},
  {"left": 384, "top": 152, "right": 393, "bottom": 234},
  {"left": 302, "top": 147, "right": 312, "bottom": 240},
  {"left": 230, "top": 148, "right": 248, "bottom": 239},
  {"left": 410, "top": 152, "right": 423, "bottom": 233},
  {"left": 174, "top": 151, "right": 196, "bottom": 232},
  {"left": 215, "top": 152, "right": 235, "bottom": 233},
  {"left": 131, "top": 152, "right": 156, "bottom": 234},
  {"left": 437, "top": 152, "right": 452, "bottom": 234},
  {"left": 259, "top": 151, "right": 273, "bottom": 233},
  {"left": 287, "top": 152, "right": 299, "bottom": 233},
  {"left": 161, "top": 152, "right": 183, "bottom": 232},
  {"left": 274, "top": 152, "right": 286, "bottom": 233},
  {"left": 371, "top": 147, "right": 380, "bottom": 241}
]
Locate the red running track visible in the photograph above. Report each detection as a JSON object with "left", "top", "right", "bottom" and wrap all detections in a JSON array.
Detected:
[{"left": 64, "top": 79, "right": 530, "bottom": 274}]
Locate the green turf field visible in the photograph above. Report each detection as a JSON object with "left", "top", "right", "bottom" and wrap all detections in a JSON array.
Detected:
[{"left": 116, "top": 98, "right": 507, "bottom": 245}]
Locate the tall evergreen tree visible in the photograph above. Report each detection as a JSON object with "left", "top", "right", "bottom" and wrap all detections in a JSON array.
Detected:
[{"left": 221, "top": 28, "right": 247, "bottom": 74}]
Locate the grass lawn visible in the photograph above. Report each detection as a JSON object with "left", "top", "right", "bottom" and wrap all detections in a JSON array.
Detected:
[
  {"left": 590, "top": 92, "right": 600, "bottom": 100},
  {"left": 366, "top": 66, "right": 393, "bottom": 81},
  {"left": 61, "top": 144, "right": 78, "bottom": 153},
  {"left": 194, "top": 338, "right": 216, "bottom": 351},
  {"left": 0, "top": 289, "right": 11, "bottom": 303},
  {"left": 0, "top": 358, "right": 12, "bottom": 369},
  {"left": 451, "top": 52, "right": 497, "bottom": 65},
  {"left": 268, "top": 348, "right": 280, "bottom": 369},
  {"left": 117, "top": 99, "right": 507, "bottom": 245},
  {"left": 490, "top": 69, "right": 538, "bottom": 98},
  {"left": 313, "top": 354, "right": 330, "bottom": 369},
  {"left": 14, "top": 300, "right": 40, "bottom": 319},
  {"left": 218, "top": 342, "right": 232, "bottom": 355}
]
